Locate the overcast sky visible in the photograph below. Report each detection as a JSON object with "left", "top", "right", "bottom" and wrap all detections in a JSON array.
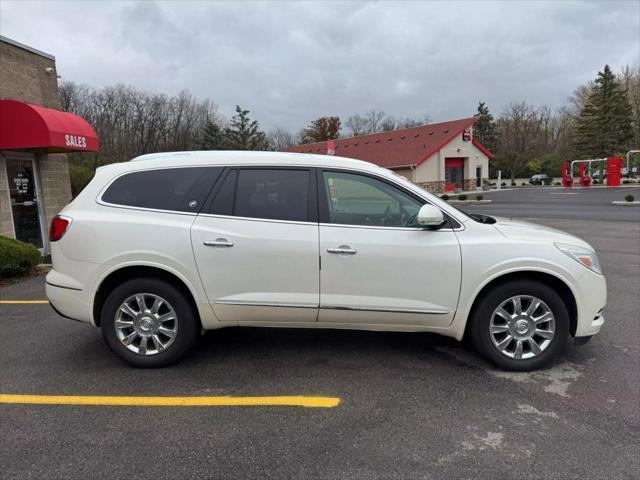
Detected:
[{"left": 1, "top": 1, "right": 639, "bottom": 131}]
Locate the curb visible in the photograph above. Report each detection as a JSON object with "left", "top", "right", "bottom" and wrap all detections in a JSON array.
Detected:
[
  {"left": 447, "top": 200, "right": 493, "bottom": 205},
  {"left": 611, "top": 201, "right": 640, "bottom": 206}
]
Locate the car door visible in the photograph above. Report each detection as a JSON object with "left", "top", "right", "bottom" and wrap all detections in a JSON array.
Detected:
[
  {"left": 317, "top": 169, "right": 462, "bottom": 328},
  {"left": 191, "top": 167, "right": 319, "bottom": 323}
]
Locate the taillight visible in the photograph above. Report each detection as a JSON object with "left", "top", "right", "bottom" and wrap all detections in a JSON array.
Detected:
[{"left": 50, "top": 215, "right": 71, "bottom": 241}]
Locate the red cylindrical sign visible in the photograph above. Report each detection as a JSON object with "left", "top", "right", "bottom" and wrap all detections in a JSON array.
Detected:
[{"left": 606, "top": 157, "right": 622, "bottom": 186}]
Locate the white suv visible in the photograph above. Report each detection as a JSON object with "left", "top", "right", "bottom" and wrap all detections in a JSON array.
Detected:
[{"left": 46, "top": 151, "right": 606, "bottom": 370}]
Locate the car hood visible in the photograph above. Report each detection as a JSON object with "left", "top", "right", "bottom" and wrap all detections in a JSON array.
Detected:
[{"left": 492, "top": 217, "right": 594, "bottom": 251}]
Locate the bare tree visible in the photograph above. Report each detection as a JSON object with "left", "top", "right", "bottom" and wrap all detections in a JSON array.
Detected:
[
  {"left": 496, "top": 102, "right": 548, "bottom": 182},
  {"left": 365, "top": 109, "right": 386, "bottom": 133},
  {"left": 395, "top": 116, "right": 431, "bottom": 129},
  {"left": 619, "top": 65, "right": 640, "bottom": 147},
  {"left": 267, "top": 127, "right": 297, "bottom": 150},
  {"left": 344, "top": 110, "right": 431, "bottom": 137},
  {"left": 344, "top": 114, "right": 369, "bottom": 137},
  {"left": 569, "top": 82, "right": 594, "bottom": 116},
  {"left": 380, "top": 117, "right": 396, "bottom": 131},
  {"left": 59, "top": 80, "right": 219, "bottom": 163}
]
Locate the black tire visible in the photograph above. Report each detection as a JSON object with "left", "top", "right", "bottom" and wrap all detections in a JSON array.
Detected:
[
  {"left": 469, "top": 279, "right": 569, "bottom": 371},
  {"left": 100, "top": 277, "right": 199, "bottom": 367}
]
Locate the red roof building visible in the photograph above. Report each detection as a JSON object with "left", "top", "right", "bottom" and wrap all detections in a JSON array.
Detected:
[{"left": 284, "top": 117, "right": 492, "bottom": 192}]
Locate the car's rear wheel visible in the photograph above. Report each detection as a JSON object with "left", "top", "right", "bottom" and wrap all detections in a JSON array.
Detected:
[
  {"left": 469, "top": 280, "right": 569, "bottom": 371},
  {"left": 100, "top": 278, "right": 199, "bottom": 367}
]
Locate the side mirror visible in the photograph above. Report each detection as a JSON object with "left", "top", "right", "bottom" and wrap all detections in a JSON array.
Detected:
[{"left": 417, "top": 204, "right": 445, "bottom": 227}]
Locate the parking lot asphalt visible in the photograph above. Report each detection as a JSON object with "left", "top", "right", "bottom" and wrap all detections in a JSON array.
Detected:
[
  {"left": 457, "top": 184, "right": 640, "bottom": 222},
  {"left": 1, "top": 187, "right": 639, "bottom": 480}
]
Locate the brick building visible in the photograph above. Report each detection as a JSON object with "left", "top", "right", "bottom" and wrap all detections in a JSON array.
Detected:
[
  {"left": 0, "top": 36, "right": 98, "bottom": 254},
  {"left": 284, "top": 117, "right": 492, "bottom": 193}
]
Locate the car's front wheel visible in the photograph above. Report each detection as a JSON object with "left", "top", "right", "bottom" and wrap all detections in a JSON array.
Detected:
[
  {"left": 469, "top": 280, "right": 569, "bottom": 371},
  {"left": 100, "top": 278, "right": 199, "bottom": 367}
]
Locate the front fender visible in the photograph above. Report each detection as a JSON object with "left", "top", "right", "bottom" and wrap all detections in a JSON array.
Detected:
[{"left": 448, "top": 241, "right": 585, "bottom": 340}]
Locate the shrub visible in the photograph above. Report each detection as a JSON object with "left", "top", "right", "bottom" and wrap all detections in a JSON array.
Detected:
[
  {"left": 625, "top": 194, "right": 635, "bottom": 202},
  {"left": 521, "top": 182, "right": 526, "bottom": 186},
  {"left": 0, "top": 236, "right": 41, "bottom": 277},
  {"left": 68, "top": 162, "right": 96, "bottom": 197},
  {"left": 553, "top": 181, "right": 561, "bottom": 186},
  {"left": 440, "top": 194, "right": 449, "bottom": 200},
  {"left": 476, "top": 194, "right": 484, "bottom": 201},
  {"left": 458, "top": 194, "right": 468, "bottom": 201},
  {"left": 623, "top": 179, "right": 632, "bottom": 184},
  {"left": 501, "top": 182, "right": 507, "bottom": 187}
]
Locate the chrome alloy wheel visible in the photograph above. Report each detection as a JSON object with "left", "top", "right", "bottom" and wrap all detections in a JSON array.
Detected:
[
  {"left": 489, "top": 295, "right": 555, "bottom": 360},
  {"left": 114, "top": 293, "right": 178, "bottom": 356}
]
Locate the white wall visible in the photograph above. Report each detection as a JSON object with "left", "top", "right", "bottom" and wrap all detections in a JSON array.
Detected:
[{"left": 413, "top": 128, "right": 490, "bottom": 184}]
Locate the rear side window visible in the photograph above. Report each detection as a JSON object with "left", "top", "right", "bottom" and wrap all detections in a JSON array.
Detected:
[
  {"left": 102, "top": 167, "right": 215, "bottom": 212},
  {"left": 235, "top": 169, "right": 310, "bottom": 221}
]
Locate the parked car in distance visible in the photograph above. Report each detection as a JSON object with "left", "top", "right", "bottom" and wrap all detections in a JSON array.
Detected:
[
  {"left": 46, "top": 151, "right": 607, "bottom": 371},
  {"left": 529, "top": 174, "right": 552, "bottom": 185},
  {"left": 592, "top": 169, "right": 607, "bottom": 181}
]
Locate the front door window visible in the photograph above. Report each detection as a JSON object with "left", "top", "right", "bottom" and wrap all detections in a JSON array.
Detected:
[
  {"left": 321, "top": 171, "right": 422, "bottom": 227},
  {"left": 6, "top": 157, "right": 43, "bottom": 248}
]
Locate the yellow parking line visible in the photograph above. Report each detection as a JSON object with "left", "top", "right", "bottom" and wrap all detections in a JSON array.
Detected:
[
  {"left": 0, "top": 394, "right": 340, "bottom": 408},
  {"left": 0, "top": 300, "right": 49, "bottom": 304}
]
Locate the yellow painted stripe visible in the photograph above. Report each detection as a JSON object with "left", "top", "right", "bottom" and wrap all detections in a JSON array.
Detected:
[
  {"left": 0, "top": 394, "right": 340, "bottom": 408},
  {"left": 0, "top": 300, "right": 49, "bottom": 304}
]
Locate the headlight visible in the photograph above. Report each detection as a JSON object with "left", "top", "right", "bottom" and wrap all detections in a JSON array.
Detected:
[{"left": 555, "top": 243, "right": 602, "bottom": 274}]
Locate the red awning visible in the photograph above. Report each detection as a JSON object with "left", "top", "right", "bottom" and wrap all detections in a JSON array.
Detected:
[{"left": 0, "top": 99, "right": 99, "bottom": 153}]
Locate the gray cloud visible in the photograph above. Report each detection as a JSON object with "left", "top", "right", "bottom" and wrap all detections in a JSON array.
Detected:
[{"left": 1, "top": 0, "right": 639, "bottom": 130}]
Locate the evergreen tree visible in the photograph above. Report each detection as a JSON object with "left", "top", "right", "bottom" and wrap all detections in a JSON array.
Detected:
[
  {"left": 574, "top": 100, "right": 600, "bottom": 158},
  {"left": 473, "top": 102, "right": 498, "bottom": 153},
  {"left": 224, "top": 105, "right": 269, "bottom": 150},
  {"left": 574, "top": 65, "right": 634, "bottom": 157},
  {"left": 201, "top": 119, "right": 226, "bottom": 150}
]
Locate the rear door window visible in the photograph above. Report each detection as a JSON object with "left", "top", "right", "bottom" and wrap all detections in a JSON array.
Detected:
[
  {"left": 102, "top": 167, "right": 222, "bottom": 212},
  {"left": 208, "top": 169, "right": 237, "bottom": 216},
  {"left": 235, "top": 169, "right": 311, "bottom": 222}
]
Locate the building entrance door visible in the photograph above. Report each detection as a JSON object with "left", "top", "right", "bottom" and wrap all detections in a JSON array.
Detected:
[
  {"left": 445, "top": 157, "right": 464, "bottom": 191},
  {"left": 5, "top": 156, "right": 44, "bottom": 249}
]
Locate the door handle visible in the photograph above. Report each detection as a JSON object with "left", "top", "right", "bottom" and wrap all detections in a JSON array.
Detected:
[
  {"left": 327, "top": 245, "right": 357, "bottom": 255},
  {"left": 204, "top": 238, "right": 234, "bottom": 248}
]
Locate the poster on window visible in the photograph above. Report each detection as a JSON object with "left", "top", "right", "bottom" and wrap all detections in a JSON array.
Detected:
[{"left": 13, "top": 172, "right": 30, "bottom": 194}]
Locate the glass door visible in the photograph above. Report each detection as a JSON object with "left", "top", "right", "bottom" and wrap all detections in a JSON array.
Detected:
[{"left": 6, "top": 157, "right": 44, "bottom": 249}]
